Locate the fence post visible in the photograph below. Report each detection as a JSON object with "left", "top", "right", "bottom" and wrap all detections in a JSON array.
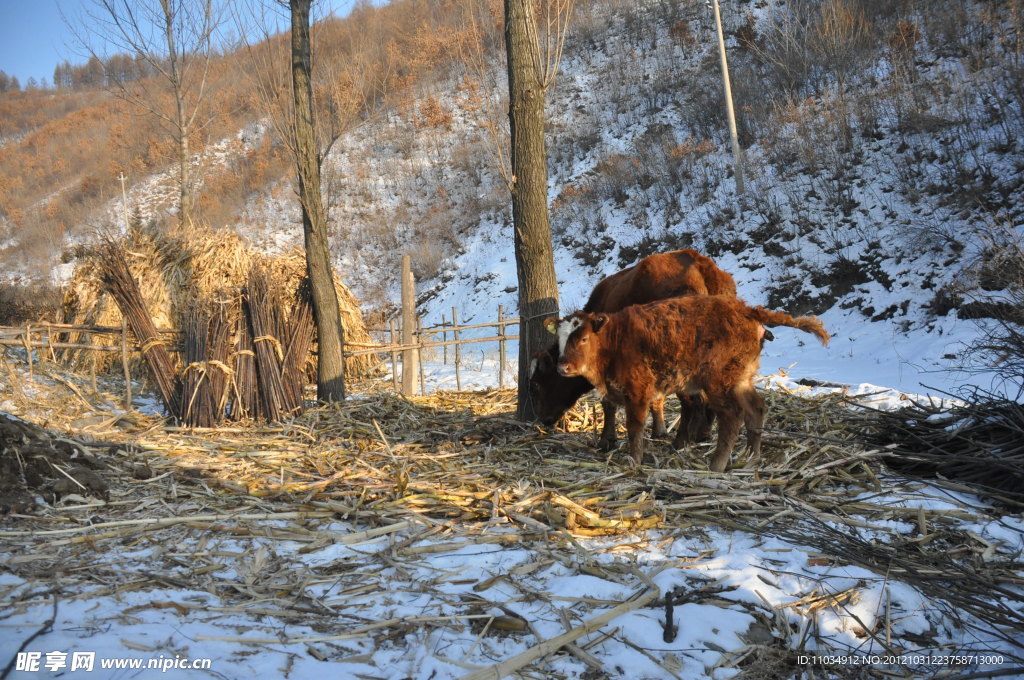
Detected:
[
  {"left": 401, "top": 255, "right": 419, "bottom": 396},
  {"left": 389, "top": 320, "right": 400, "bottom": 393},
  {"left": 45, "top": 325, "right": 56, "bottom": 362},
  {"left": 498, "top": 304, "right": 505, "bottom": 389},
  {"left": 90, "top": 350, "right": 98, "bottom": 393},
  {"left": 22, "top": 324, "right": 33, "bottom": 381},
  {"left": 441, "top": 314, "right": 448, "bottom": 365},
  {"left": 417, "top": 315, "right": 426, "bottom": 395},
  {"left": 121, "top": 317, "right": 132, "bottom": 410},
  {"left": 452, "top": 306, "right": 462, "bottom": 392}
]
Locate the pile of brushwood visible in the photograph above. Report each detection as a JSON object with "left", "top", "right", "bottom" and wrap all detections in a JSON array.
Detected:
[{"left": 849, "top": 387, "right": 1024, "bottom": 508}]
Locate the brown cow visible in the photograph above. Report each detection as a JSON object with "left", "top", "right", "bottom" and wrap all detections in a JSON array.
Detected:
[
  {"left": 549, "top": 295, "right": 829, "bottom": 472},
  {"left": 529, "top": 249, "right": 737, "bottom": 448}
]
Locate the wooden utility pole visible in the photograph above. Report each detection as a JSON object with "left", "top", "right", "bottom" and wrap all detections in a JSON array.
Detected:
[
  {"left": 118, "top": 172, "right": 130, "bottom": 231},
  {"left": 401, "top": 255, "right": 419, "bottom": 396},
  {"left": 710, "top": 0, "right": 745, "bottom": 195}
]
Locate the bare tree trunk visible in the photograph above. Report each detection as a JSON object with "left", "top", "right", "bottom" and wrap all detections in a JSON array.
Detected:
[
  {"left": 73, "top": 0, "right": 219, "bottom": 232},
  {"left": 505, "top": 0, "right": 561, "bottom": 421},
  {"left": 289, "top": 0, "right": 346, "bottom": 402},
  {"left": 178, "top": 116, "right": 192, "bottom": 227},
  {"left": 159, "top": 0, "right": 193, "bottom": 227}
]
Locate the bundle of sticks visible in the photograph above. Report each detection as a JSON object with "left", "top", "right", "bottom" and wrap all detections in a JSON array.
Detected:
[
  {"left": 179, "top": 297, "right": 234, "bottom": 427},
  {"left": 99, "top": 242, "right": 181, "bottom": 416},
  {"left": 244, "top": 267, "right": 309, "bottom": 421},
  {"left": 102, "top": 241, "right": 315, "bottom": 425}
]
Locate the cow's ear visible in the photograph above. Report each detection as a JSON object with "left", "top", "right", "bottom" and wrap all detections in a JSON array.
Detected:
[
  {"left": 592, "top": 314, "right": 607, "bottom": 332},
  {"left": 544, "top": 317, "right": 558, "bottom": 335}
]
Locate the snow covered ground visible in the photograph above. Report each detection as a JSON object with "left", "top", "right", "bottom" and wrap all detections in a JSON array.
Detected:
[
  {"left": 3, "top": 0, "right": 1023, "bottom": 675},
  {"left": 2, "top": 478, "right": 1022, "bottom": 679},
  {"left": 2, "top": 353, "right": 1023, "bottom": 680}
]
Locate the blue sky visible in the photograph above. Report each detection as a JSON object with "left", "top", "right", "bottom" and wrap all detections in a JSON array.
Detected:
[
  {"left": 0, "top": 0, "right": 69, "bottom": 85},
  {"left": 0, "top": 0, "right": 361, "bottom": 87}
]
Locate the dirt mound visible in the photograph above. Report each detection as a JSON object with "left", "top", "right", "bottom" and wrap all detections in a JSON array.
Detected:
[{"left": 0, "top": 413, "right": 138, "bottom": 514}]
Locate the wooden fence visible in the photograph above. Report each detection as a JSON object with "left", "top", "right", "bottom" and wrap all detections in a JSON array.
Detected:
[
  {"left": 352, "top": 305, "right": 520, "bottom": 395},
  {"left": 0, "top": 322, "right": 156, "bottom": 409},
  {"left": 0, "top": 311, "right": 521, "bottom": 400}
]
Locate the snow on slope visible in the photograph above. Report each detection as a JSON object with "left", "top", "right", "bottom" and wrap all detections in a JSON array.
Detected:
[
  {"left": 42, "top": 0, "right": 1016, "bottom": 400},
  {"left": 256, "top": 0, "right": 1015, "bottom": 400}
]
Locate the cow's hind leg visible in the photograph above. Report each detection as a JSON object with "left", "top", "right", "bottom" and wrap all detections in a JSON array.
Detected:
[
  {"left": 736, "top": 384, "right": 765, "bottom": 460},
  {"left": 707, "top": 386, "right": 764, "bottom": 472},
  {"left": 650, "top": 396, "right": 667, "bottom": 437},
  {"left": 673, "top": 392, "right": 713, "bottom": 448},
  {"left": 598, "top": 399, "right": 618, "bottom": 451},
  {"left": 707, "top": 400, "right": 742, "bottom": 473}
]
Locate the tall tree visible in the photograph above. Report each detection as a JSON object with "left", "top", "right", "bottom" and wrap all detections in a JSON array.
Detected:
[
  {"left": 286, "top": 0, "right": 347, "bottom": 402},
  {"left": 504, "top": 0, "right": 573, "bottom": 420},
  {"left": 237, "top": 0, "right": 402, "bottom": 403},
  {"left": 70, "top": 0, "right": 224, "bottom": 229}
]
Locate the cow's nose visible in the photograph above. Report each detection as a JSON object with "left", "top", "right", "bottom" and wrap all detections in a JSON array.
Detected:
[{"left": 556, "top": 363, "right": 571, "bottom": 377}]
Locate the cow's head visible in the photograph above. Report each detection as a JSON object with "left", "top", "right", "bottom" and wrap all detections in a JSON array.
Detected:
[
  {"left": 551, "top": 312, "right": 607, "bottom": 380},
  {"left": 528, "top": 342, "right": 592, "bottom": 426}
]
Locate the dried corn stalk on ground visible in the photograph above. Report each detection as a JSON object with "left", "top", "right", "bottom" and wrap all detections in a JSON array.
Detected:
[{"left": 1, "top": 354, "right": 1022, "bottom": 679}]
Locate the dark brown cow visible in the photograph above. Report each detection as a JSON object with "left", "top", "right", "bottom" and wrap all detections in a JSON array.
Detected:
[
  {"left": 550, "top": 295, "right": 829, "bottom": 471},
  {"left": 529, "top": 249, "right": 736, "bottom": 448}
]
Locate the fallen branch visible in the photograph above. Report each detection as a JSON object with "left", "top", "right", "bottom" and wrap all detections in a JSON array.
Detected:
[{"left": 457, "top": 588, "right": 659, "bottom": 680}]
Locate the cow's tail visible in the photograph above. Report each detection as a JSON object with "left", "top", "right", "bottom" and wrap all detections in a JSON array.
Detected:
[{"left": 748, "top": 306, "right": 830, "bottom": 346}]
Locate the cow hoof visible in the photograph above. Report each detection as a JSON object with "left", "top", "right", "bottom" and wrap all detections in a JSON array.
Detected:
[{"left": 597, "top": 437, "right": 616, "bottom": 452}]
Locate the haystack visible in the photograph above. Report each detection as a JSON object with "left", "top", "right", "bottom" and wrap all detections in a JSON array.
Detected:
[{"left": 60, "top": 223, "right": 376, "bottom": 377}]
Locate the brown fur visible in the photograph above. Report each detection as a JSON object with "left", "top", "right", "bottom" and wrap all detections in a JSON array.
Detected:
[
  {"left": 582, "top": 249, "right": 737, "bottom": 312},
  {"left": 554, "top": 295, "right": 829, "bottom": 471},
  {"left": 530, "top": 250, "right": 737, "bottom": 447}
]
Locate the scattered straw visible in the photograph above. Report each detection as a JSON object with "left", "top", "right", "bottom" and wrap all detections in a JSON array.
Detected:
[{"left": 3, "top": 363, "right": 1022, "bottom": 675}]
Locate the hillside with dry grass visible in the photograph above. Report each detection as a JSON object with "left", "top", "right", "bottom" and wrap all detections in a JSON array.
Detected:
[
  {"left": 0, "top": 0, "right": 478, "bottom": 323},
  {"left": 1, "top": 0, "right": 1023, "bottom": 390}
]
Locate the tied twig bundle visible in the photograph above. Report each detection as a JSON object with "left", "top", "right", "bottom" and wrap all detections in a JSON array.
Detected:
[
  {"left": 244, "top": 267, "right": 301, "bottom": 421},
  {"left": 207, "top": 299, "right": 234, "bottom": 420},
  {"left": 179, "top": 296, "right": 235, "bottom": 428},
  {"left": 280, "top": 278, "right": 315, "bottom": 411},
  {"left": 230, "top": 309, "right": 257, "bottom": 421},
  {"left": 98, "top": 241, "right": 180, "bottom": 416},
  {"left": 180, "top": 303, "right": 211, "bottom": 426}
]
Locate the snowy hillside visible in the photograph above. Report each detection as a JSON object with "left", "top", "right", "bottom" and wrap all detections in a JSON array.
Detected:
[
  {"left": 29, "top": 0, "right": 1016, "bottom": 400},
  {"left": 225, "top": 0, "right": 1023, "bottom": 399}
]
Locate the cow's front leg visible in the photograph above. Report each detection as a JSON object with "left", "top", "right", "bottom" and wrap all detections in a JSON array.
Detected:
[
  {"left": 708, "top": 407, "right": 741, "bottom": 473},
  {"left": 625, "top": 399, "right": 650, "bottom": 466},
  {"left": 650, "top": 396, "right": 667, "bottom": 437},
  {"left": 598, "top": 398, "right": 617, "bottom": 451}
]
